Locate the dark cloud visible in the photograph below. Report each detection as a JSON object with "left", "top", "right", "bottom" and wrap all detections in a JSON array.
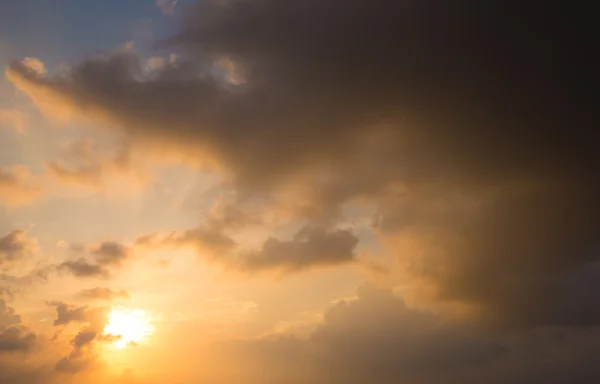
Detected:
[
  {"left": 377, "top": 186, "right": 600, "bottom": 327},
  {"left": 59, "top": 241, "right": 132, "bottom": 279},
  {"left": 7, "top": 0, "right": 600, "bottom": 329},
  {"left": 0, "top": 230, "right": 38, "bottom": 270},
  {"left": 59, "top": 258, "right": 108, "bottom": 278},
  {"left": 214, "top": 286, "right": 600, "bottom": 384},
  {"left": 54, "top": 347, "right": 97, "bottom": 374},
  {"left": 0, "top": 300, "right": 36, "bottom": 352},
  {"left": 48, "top": 301, "right": 107, "bottom": 329},
  {"left": 91, "top": 242, "right": 130, "bottom": 266},
  {"left": 309, "top": 285, "right": 506, "bottom": 382},
  {"left": 138, "top": 224, "right": 358, "bottom": 273},
  {"left": 71, "top": 330, "right": 97, "bottom": 348},
  {"left": 240, "top": 226, "right": 358, "bottom": 273},
  {"left": 0, "top": 286, "right": 18, "bottom": 300},
  {"left": 0, "top": 299, "right": 21, "bottom": 329},
  {"left": 49, "top": 301, "right": 89, "bottom": 326},
  {"left": 0, "top": 326, "right": 36, "bottom": 352},
  {"left": 77, "top": 287, "right": 130, "bottom": 301}
]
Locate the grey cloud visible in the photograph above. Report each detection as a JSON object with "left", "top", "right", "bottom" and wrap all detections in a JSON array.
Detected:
[
  {"left": 54, "top": 348, "right": 96, "bottom": 374},
  {"left": 214, "top": 286, "right": 600, "bottom": 384},
  {"left": 213, "top": 285, "right": 501, "bottom": 384},
  {"left": 0, "top": 326, "right": 36, "bottom": 352},
  {"left": 50, "top": 301, "right": 89, "bottom": 326},
  {"left": 138, "top": 225, "right": 358, "bottom": 273},
  {"left": 0, "top": 230, "right": 38, "bottom": 269},
  {"left": 0, "top": 299, "right": 21, "bottom": 330},
  {"left": 91, "top": 241, "right": 130, "bottom": 266},
  {"left": 0, "top": 300, "right": 36, "bottom": 352},
  {"left": 59, "top": 258, "right": 108, "bottom": 278},
  {"left": 240, "top": 226, "right": 358, "bottom": 273},
  {"left": 377, "top": 185, "right": 600, "bottom": 327},
  {"left": 59, "top": 241, "right": 132, "bottom": 279},
  {"left": 48, "top": 301, "right": 107, "bottom": 329},
  {"left": 71, "top": 330, "right": 97, "bottom": 348},
  {"left": 310, "top": 285, "right": 506, "bottom": 380}
]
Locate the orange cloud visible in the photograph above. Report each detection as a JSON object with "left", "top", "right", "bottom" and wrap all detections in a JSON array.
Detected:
[{"left": 0, "top": 165, "right": 43, "bottom": 207}]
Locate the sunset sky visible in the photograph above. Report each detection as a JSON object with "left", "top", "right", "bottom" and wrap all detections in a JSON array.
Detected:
[{"left": 1, "top": 1, "right": 598, "bottom": 383}]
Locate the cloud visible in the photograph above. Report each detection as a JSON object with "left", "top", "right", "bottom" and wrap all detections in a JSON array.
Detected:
[
  {"left": 54, "top": 347, "right": 97, "bottom": 374},
  {"left": 59, "top": 241, "right": 132, "bottom": 279},
  {"left": 240, "top": 226, "right": 358, "bottom": 273},
  {"left": 310, "top": 285, "right": 506, "bottom": 380},
  {"left": 0, "top": 299, "right": 21, "bottom": 330},
  {"left": 0, "top": 326, "right": 36, "bottom": 352},
  {"left": 71, "top": 330, "right": 97, "bottom": 348},
  {"left": 48, "top": 301, "right": 107, "bottom": 329},
  {"left": 91, "top": 242, "right": 130, "bottom": 266},
  {"left": 0, "top": 109, "right": 28, "bottom": 133},
  {"left": 6, "top": 0, "right": 600, "bottom": 330},
  {"left": 44, "top": 138, "right": 141, "bottom": 192},
  {"left": 20, "top": 57, "right": 46, "bottom": 75},
  {"left": 0, "top": 166, "right": 44, "bottom": 207},
  {"left": 156, "top": 0, "right": 178, "bottom": 16},
  {"left": 0, "top": 230, "right": 38, "bottom": 270},
  {"left": 210, "top": 285, "right": 600, "bottom": 384},
  {"left": 0, "top": 299, "right": 36, "bottom": 352},
  {"left": 211, "top": 285, "right": 504, "bottom": 383},
  {"left": 45, "top": 301, "right": 112, "bottom": 376},
  {"left": 77, "top": 287, "right": 130, "bottom": 301},
  {"left": 0, "top": 286, "right": 18, "bottom": 300},
  {"left": 139, "top": 224, "right": 358, "bottom": 273},
  {"left": 59, "top": 258, "right": 108, "bottom": 278}
]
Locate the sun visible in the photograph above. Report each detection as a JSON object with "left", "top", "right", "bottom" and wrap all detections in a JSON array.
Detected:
[{"left": 103, "top": 306, "right": 154, "bottom": 349}]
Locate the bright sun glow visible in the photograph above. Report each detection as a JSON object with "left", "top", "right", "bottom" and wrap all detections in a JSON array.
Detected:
[{"left": 103, "top": 307, "right": 154, "bottom": 349}]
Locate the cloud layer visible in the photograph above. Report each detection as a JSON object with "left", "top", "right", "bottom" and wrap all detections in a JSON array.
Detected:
[{"left": 2, "top": 1, "right": 600, "bottom": 382}]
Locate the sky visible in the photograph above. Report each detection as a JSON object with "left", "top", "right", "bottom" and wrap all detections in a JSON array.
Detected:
[{"left": 0, "top": 1, "right": 598, "bottom": 383}]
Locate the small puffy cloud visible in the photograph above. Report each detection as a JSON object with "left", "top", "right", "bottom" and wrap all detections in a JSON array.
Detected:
[
  {"left": 59, "top": 258, "right": 108, "bottom": 279},
  {"left": 0, "top": 230, "right": 38, "bottom": 270},
  {"left": 0, "top": 166, "right": 44, "bottom": 207},
  {"left": 71, "top": 329, "right": 97, "bottom": 348},
  {"left": 240, "top": 226, "right": 359, "bottom": 273},
  {"left": 49, "top": 301, "right": 90, "bottom": 326},
  {"left": 48, "top": 301, "right": 108, "bottom": 333},
  {"left": 59, "top": 241, "right": 132, "bottom": 279},
  {"left": 91, "top": 242, "right": 130, "bottom": 266}
]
